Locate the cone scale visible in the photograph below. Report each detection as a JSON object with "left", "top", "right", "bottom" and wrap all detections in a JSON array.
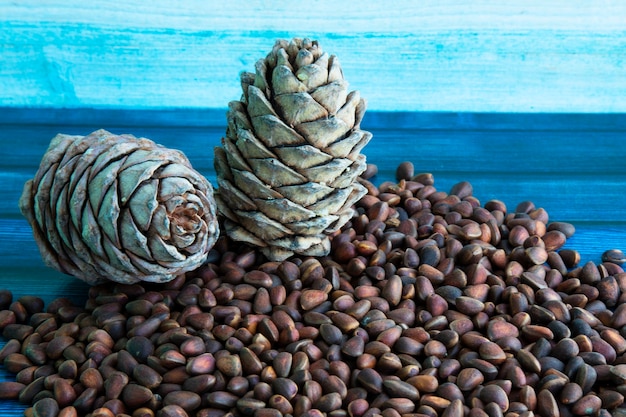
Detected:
[{"left": 215, "top": 38, "right": 372, "bottom": 261}]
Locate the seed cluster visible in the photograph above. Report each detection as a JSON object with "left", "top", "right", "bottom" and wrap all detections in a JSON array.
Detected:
[{"left": 1, "top": 161, "right": 626, "bottom": 417}]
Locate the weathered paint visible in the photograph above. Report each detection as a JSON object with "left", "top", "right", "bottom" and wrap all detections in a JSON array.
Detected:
[{"left": 1, "top": 1, "right": 625, "bottom": 111}]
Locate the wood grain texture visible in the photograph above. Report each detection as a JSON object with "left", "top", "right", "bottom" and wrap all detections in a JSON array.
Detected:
[
  {"left": 2, "top": 1, "right": 626, "bottom": 111},
  {"left": 0, "top": 109, "right": 625, "bottom": 416}
]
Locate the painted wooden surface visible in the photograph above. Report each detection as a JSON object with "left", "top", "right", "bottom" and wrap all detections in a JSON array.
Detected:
[
  {"left": 1, "top": 2, "right": 626, "bottom": 414},
  {"left": 2, "top": 1, "right": 626, "bottom": 112}
]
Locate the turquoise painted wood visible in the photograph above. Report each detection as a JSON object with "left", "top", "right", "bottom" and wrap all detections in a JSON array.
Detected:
[
  {"left": 1, "top": 2, "right": 626, "bottom": 415},
  {"left": 2, "top": 1, "right": 626, "bottom": 112}
]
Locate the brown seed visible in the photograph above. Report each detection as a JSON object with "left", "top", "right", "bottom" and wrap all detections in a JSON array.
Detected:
[
  {"left": 571, "top": 394, "right": 602, "bottom": 416},
  {"left": 2, "top": 323, "right": 35, "bottom": 342},
  {"left": 0, "top": 381, "right": 25, "bottom": 400},
  {"left": 125, "top": 336, "right": 154, "bottom": 363},
  {"left": 272, "top": 377, "right": 298, "bottom": 400},
  {"left": 456, "top": 368, "right": 484, "bottom": 391},
  {"left": 179, "top": 336, "right": 206, "bottom": 357},
  {"left": 479, "top": 384, "right": 509, "bottom": 412},
  {"left": 133, "top": 364, "right": 163, "bottom": 389},
  {"left": 73, "top": 387, "right": 98, "bottom": 414},
  {"left": 252, "top": 287, "right": 272, "bottom": 314},
  {"left": 574, "top": 364, "right": 597, "bottom": 395},
  {"left": 325, "top": 374, "right": 348, "bottom": 399},
  {"left": 536, "top": 388, "right": 559, "bottom": 417},
  {"left": 347, "top": 398, "right": 369, "bottom": 417},
  {"left": 456, "top": 243, "right": 483, "bottom": 265},
  {"left": 182, "top": 374, "right": 216, "bottom": 394},
  {"left": 487, "top": 320, "right": 519, "bottom": 340},
  {"left": 551, "top": 338, "right": 580, "bottom": 362},
  {"left": 134, "top": 407, "right": 156, "bottom": 417},
  {"left": 508, "top": 225, "right": 530, "bottom": 247},
  {"left": 383, "top": 397, "right": 415, "bottom": 414},
  {"left": 58, "top": 406, "right": 78, "bottom": 417},
  {"left": 383, "top": 379, "right": 419, "bottom": 400},
  {"left": 407, "top": 374, "right": 438, "bottom": 393},
  {"left": 334, "top": 240, "right": 357, "bottom": 263},
  {"left": 560, "top": 382, "right": 583, "bottom": 405},
  {"left": 542, "top": 230, "right": 567, "bottom": 251},
  {"left": 342, "top": 335, "right": 365, "bottom": 357},
  {"left": 185, "top": 313, "right": 214, "bottom": 331},
  {"left": 216, "top": 354, "right": 242, "bottom": 377},
  {"left": 0, "top": 309, "right": 16, "bottom": 329},
  {"left": 591, "top": 336, "right": 617, "bottom": 363},
  {"left": 478, "top": 341, "right": 506, "bottom": 364},
  {"left": 104, "top": 371, "right": 129, "bottom": 400},
  {"left": 32, "top": 397, "right": 60, "bottom": 417},
  {"left": 205, "top": 391, "right": 239, "bottom": 409},
  {"left": 18, "top": 375, "right": 45, "bottom": 403},
  {"left": 163, "top": 391, "right": 202, "bottom": 412},
  {"left": 157, "top": 405, "right": 189, "bottom": 417},
  {"left": 320, "top": 323, "right": 343, "bottom": 345},
  {"left": 314, "top": 392, "right": 343, "bottom": 412},
  {"left": 396, "top": 161, "right": 414, "bottom": 181},
  {"left": 53, "top": 378, "right": 76, "bottom": 407},
  {"left": 460, "top": 222, "right": 483, "bottom": 241},
  {"left": 441, "top": 398, "right": 464, "bottom": 417},
  {"left": 239, "top": 347, "right": 263, "bottom": 375},
  {"left": 267, "top": 394, "right": 293, "bottom": 414},
  {"left": 521, "top": 324, "right": 553, "bottom": 341},
  {"left": 382, "top": 275, "right": 403, "bottom": 306},
  {"left": 243, "top": 270, "right": 273, "bottom": 288},
  {"left": 0, "top": 338, "right": 21, "bottom": 362},
  {"left": 273, "top": 352, "right": 293, "bottom": 378},
  {"left": 236, "top": 397, "right": 267, "bottom": 415},
  {"left": 598, "top": 389, "right": 624, "bottom": 409},
  {"left": 122, "top": 383, "right": 153, "bottom": 409},
  {"left": 525, "top": 246, "right": 548, "bottom": 265},
  {"left": 602, "top": 248, "right": 626, "bottom": 265},
  {"left": 84, "top": 406, "right": 111, "bottom": 417},
  {"left": 426, "top": 294, "right": 448, "bottom": 316},
  {"left": 559, "top": 249, "right": 581, "bottom": 268},
  {"left": 377, "top": 325, "right": 403, "bottom": 347},
  {"left": 300, "top": 289, "right": 328, "bottom": 310},
  {"left": 80, "top": 367, "right": 104, "bottom": 390},
  {"left": 546, "top": 221, "right": 575, "bottom": 237},
  {"left": 4, "top": 352, "right": 33, "bottom": 373},
  {"left": 420, "top": 394, "right": 451, "bottom": 411},
  {"left": 329, "top": 311, "right": 360, "bottom": 333},
  {"left": 186, "top": 353, "right": 215, "bottom": 375},
  {"left": 455, "top": 296, "right": 484, "bottom": 315},
  {"left": 303, "top": 379, "right": 323, "bottom": 404},
  {"left": 357, "top": 368, "right": 383, "bottom": 394}
]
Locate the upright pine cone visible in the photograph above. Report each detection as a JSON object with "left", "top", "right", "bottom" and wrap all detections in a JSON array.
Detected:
[
  {"left": 19, "top": 129, "right": 219, "bottom": 285},
  {"left": 214, "top": 38, "right": 372, "bottom": 261}
]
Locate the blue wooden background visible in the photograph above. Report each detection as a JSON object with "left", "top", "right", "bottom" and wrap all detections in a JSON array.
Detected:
[
  {"left": 1, "top": 2, "right": 626, "bottom": 415},
  {"left": 2, "top": 1, "right": 626, "bottom": 112}
]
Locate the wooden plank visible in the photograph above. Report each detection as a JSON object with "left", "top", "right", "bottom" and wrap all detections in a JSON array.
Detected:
[
  {"left": 1, "top": 1, "right": 626, "bottom": 112},
  {"left": 2, "top": 112, "right": 625, "bottom": 222}
]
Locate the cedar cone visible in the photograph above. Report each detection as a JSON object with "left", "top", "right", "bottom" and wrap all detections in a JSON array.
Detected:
[
  {"left": 19, "top": 129, "right": 219, "bottom": 285},
  {"left": 214, "top": 37, "right": 372, "bottom": 261}
]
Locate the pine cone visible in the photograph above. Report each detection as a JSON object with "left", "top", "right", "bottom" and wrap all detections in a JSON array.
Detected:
[
  {"left": 19, "top": 129, "right": 219, "bottom": 285},
  {"left": 214, "top": 38, "right": 372, "bottom": 261}
]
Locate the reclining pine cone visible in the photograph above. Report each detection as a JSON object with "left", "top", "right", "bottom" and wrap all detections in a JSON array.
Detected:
[
  {"left": 214, "top": 37, "right": 372, "bottom": 261},
  {"left": 19, "top": 129, "right": 219, "bottom": 285}
]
